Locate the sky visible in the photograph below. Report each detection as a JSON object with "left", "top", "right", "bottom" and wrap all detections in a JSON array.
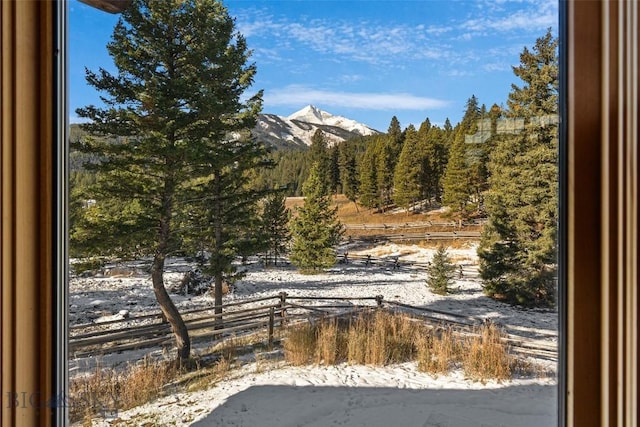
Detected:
[{"left": 69, "top": 0, "right": 558, "bottom": 132}]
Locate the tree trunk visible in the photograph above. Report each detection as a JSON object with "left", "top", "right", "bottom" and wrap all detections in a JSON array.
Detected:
[
  {"left": 151, "top": 254, "right": 190, "bottom": 366},
  {"left": 213, "top": 170, "right": 224, "bottom": 330},
  {"left": 151, "top": 185, "right": 190, "bottom": 366},
  {"left": 214, "top": 273, "right": 223, "bottom": 329}
]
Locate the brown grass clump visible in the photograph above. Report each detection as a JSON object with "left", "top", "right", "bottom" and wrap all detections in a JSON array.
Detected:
[
  {"left": 283, "top": 322, "right": 318, "bottom": 366},
  {"left": 285, "top": 310, "right": 419, "bottom": 367},
  {"left": 69, "top": 357, "right": 178, "bottom": 423},
  {"left": 460, "top": 324, "right": 512, "bottom": 381},
  {"left": 315, "top": 317, "right": 349, "bottom": 364},
  {"left": 416, "top": 327, "right": 458, "bottom": 374},
  {"left": 283, "top": 311, "right": 520, "bottom": 384}
]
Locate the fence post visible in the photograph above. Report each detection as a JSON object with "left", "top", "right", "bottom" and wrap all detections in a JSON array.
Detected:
[
  {"left": 375, "top": 294, "right": 384, "bottom": 308},
  {"left": 279, "top": 292, "right": 288, "bottom": 325},
  {"left": 268, "top": 307, "right": 275, "bottom": 348}
]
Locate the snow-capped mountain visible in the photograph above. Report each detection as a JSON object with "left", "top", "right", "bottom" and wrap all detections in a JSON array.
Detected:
[{"left": 253, "top": 105, "right": 379, "bottom": 149}]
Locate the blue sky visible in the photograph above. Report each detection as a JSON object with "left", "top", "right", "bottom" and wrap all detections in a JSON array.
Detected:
[{"left": 69, "top": 0, "right": 558, "bottom": 132}]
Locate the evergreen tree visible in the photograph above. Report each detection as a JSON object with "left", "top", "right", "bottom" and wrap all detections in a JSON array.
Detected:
[
  {"left": 426, "top": 246, "right": 456, "bottom": 295},
  {"left": 73, "top": 0, "right": 262, "bottom": 363},
  {"left": 417, "top": 120, "right": 448, "bottom": 205},
  {"left": 387, "top": 115, "right": 404, "bottom": 151},
  {"left": 442, "top": 96, "right": 481, "bottom": 215},
  {"left": 444, "top": 118, "right": 453, "bottom": 134},
  {"left": 393, "top": 124, "right": 421, "bottom": 213},
  {"left": 290, "top": 163, "right": 343, "bottom": 272},
  {"left": 261, "top": 191, "right": 291, "bottom": 266},
  {"left": 309, "top": 129, "right": 332, "bottom": 190},
  {"left": 478, "top": 29, "right": 558, "bottom": 307},
  {"left": 338, "top": 141, "right": 360, "bottom": 211},
  {"left": 376, "top": 138, "right": 395, "bottom": 210},
  {"left": 467, "top": 104, "right": 491, "bottom": 212},
  {"left": 187, "top": 137, "right": 272, "bottom": 327},
  {"left": 442, "top": 131, "right": 471, "bottom": 213},
  {"left": 329, "top": 145, "right": 341, "bottom": 195},
  {"left": 358, "top": 141, "right": 380, "bottom": 210}
]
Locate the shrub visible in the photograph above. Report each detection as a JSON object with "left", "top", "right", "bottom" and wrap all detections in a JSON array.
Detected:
[{"left": 426, "top": 246, "right": 456, "bottom": 294}]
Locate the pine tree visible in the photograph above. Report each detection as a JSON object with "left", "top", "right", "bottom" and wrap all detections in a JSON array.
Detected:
[
  {"left": 358, "top": 141, "right": 380, "bottom": 210},
  {"left": 393, "top": 124, "right": 421, "bottom": 213},
  {"left": 187, "top": 138, "right": 272, "bottom": 327},
  {"left": 338, "top": 141, "right": 360, "bottom": 211},
  {"left": 261, "top": 191, "right": 291, "bottom": 266},
  {"left": 479, "top": 29, "right": 558, "bottom": 307},
  {"left": 417, "top": 120, "right": 448, "bottom": 205},
  {"left": 329, "top": 145, "right": 341, "bottom": 195},
  {"left": 73, "top": 0, "right": 263, "bottom": 364},
  {"left": 444, "top": 118, "right": 453, "bottom": 134},
  {"left": 290, "top": 163, "right": 343, "bottom": 272},
  {"left": 309, "top": 129, "right": 332, "bottom": 191},
  {"left": 387, "top": 115, "right": 404, "bottom": 153},
  {"left": 426, "top": 246, "right": 456, "bottom": 295},
  {"left": 376, "top": 137, "right": 396, "bottom": 210},
  {"left": 442, "top": 96, "right": 481, "bottom": 215},
  {"left": 442, "top": 131, "right": 470, "bottom": 213}
]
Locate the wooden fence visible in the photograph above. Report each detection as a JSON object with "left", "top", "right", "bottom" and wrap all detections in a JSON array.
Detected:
[
  {"left": 69, "top": 292, "right": 557, "bottom": 362},
  {"left": 343, "top": 219, "right": 487, "bottom": 231},
  {"left": 344, "top": 230, "right": 482, "bottom": 243}
]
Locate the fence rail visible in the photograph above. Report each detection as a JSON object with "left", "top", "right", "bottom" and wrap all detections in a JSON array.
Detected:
[
  {"left": 343, "top": 219, "right": 487, "bottom": 231},
  {"left": 344, "top": 231, "right": 482, "bottom": 242},
  {"left": 69, "top": 292, "right": 557, "bottom": 363}
]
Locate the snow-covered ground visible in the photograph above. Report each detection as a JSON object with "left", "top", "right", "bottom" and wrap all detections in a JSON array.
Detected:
[
  {"left": 92, "top": 363, "right": 556, "bottom": 427},
  {"left": 70, "top": 242, "right": 559, "bottom": 426}
]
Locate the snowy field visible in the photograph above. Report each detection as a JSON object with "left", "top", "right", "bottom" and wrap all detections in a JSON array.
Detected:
[{"left": 70, "top": 242, "right": 559, "bottom": 426}]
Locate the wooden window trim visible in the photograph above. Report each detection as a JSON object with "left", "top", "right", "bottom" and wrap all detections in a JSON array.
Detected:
[
  {"left": 565, "top": 1, "right": 639, "bottom": 426},
  {"left": 0, "top": 1, "right": 637, "bottom": 426}
]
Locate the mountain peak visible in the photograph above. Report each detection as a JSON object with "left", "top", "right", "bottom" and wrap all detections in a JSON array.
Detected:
[
  {"left": 287, "top": 104, "right": 329, "bottom": 124},
  {"left": 253, "top": 106, "right": 379, "bottom": 150}
]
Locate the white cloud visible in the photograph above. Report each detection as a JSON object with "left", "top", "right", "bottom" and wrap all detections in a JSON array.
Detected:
[
  {"left": 264, "top": 85, "right": 451, "bottom": 111},
  {"left": 234, "top": 12, "right": 451, "bottom": 66},
  {"left": 233, "top": 1, "right": 557, "bottom": 80}
]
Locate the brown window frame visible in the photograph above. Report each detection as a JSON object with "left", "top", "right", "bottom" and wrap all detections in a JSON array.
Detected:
[{"left": 1, "top": 1, "right": 637, "bottom": 426}]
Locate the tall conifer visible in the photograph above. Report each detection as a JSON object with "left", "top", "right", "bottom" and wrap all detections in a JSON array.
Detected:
[
  {"left": 393, "top": 125, "right": 422, "bottom": 213},
  {"left": 479, "top": 29, "right": 558, "bottom": 306},
  {"left": 442, "top": 96, "right": 481, "bottom": 215},
  {"left": 73, "top": 0, "right": 263, "bottom": 363}
]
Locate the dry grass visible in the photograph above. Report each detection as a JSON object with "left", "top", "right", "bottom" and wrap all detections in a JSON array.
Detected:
[
  {"left": 283, "top": 322, "right": 317, "bottom": 366},
  {"left": 286, "top": 194, "right": 455, "bottom": 226},
  {"left": 69, "top": 356, "right": 179, "bottom": 424},
  {"left": 416, "top": 239, "right": 477, "bottom": 250},
  {"left": 285, "top": 311, "right": 423, "bottom": 367},
  {"left": 460, "top": 324, "right": 513, "bottom": 381},
  {"left": 416, "top": 327, "right": 458, "bottom": 374},
  {"left": 283, "top": 311, "right": 525, "bottom": 383}
]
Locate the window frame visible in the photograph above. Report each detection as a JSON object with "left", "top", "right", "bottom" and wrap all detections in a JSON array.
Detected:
[{"left": 1, "top": 1, "right": 638, "bottom": 426}]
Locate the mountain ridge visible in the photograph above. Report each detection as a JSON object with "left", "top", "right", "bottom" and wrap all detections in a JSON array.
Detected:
[{"left": 254, "top": 105, "right": 380, "bottom": 149}]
